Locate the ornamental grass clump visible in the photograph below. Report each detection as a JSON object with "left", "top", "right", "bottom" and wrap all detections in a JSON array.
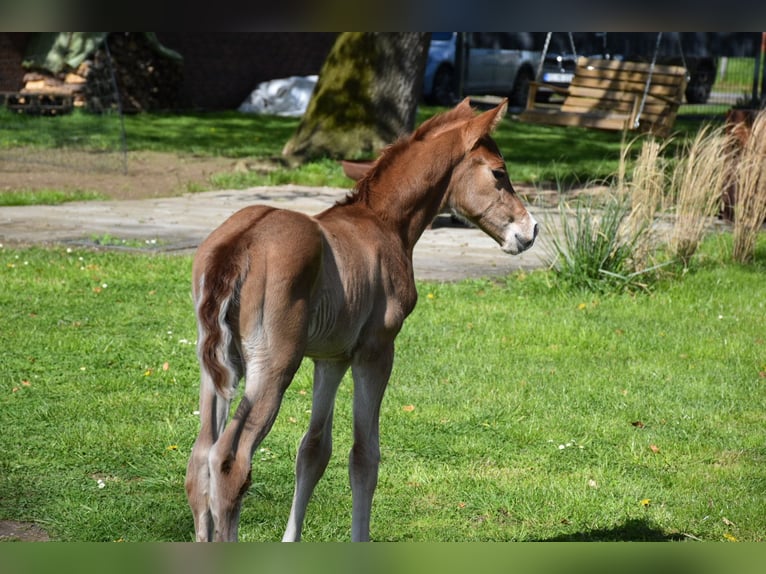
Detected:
[
  {"left": 621, "top": 137, "right": 672, "bottom": 271},
  {"left": 668, "top": 123, "right": 736, "bottom": 266},
  {"left": 547, "top": 137, "right": 672, "bottom": 294},
  {"left": 732, "top": 108, "right": 766, "bottom": 263},
  {"left": 547, "top": 192, "right": 648, "bottom": 293}
]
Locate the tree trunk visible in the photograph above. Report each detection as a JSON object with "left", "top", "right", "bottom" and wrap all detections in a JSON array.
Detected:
[{"left": 282, "top": 32, "right": 430, "bottom": 163}]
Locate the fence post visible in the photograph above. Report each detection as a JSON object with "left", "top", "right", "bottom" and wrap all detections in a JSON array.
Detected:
[
  {"left": 760, "top": 32, "right": 766, "bottom": 103},
  {"left": 103, "top": 34, "right": 128, "bottom": 175}
]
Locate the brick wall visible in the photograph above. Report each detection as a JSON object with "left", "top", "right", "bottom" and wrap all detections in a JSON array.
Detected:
[
  {"left": 0, "top": 32, "right": 336, "bottom": 110},
  {"left": 156, "top": 32, "right": 337, "bottom": 110},
  {"left": 0, "top": 33, "right": 30, "bottom": 92}
]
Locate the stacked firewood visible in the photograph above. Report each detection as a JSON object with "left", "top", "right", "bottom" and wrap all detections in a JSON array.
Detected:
[
  {"left": 17, "top": 33, "right": 182, "bottom": 113},
  {"left": 84, "top": 32, "right": 183, "bottom": 113},
  {"left": 20, "top": 65, "right": 89, "bottom": 108}
]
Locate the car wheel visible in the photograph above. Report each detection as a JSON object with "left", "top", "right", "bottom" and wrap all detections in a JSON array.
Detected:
[
  {"left": 686, "top": 66, "right": 715, "bottom": 104},
  {"left": 509, "top": 68, "right": 532, "bottom": 108},
  {"left": 431, "top": 66, "right": 456, "bottom": 106},
  {"left": 685, "top": 80, "right": 712, "bottom": 104}
]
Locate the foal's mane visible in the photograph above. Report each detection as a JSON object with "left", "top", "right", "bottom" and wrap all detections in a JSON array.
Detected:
[{"left": 339, "top": 103, "right": 475, "bottom": 207}]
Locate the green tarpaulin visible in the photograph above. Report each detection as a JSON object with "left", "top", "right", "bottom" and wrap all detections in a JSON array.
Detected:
[{"left": 22, "top": 32, "right": 181, "bottom": 74}]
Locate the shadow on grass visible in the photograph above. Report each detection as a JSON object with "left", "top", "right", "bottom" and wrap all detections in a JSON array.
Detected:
[{"left": 536, "top": 518, "right": 689, "bottom": 542}]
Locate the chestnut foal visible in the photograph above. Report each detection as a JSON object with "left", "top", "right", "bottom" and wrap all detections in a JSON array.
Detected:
[{"left": 185, "top": 98, "right": 538, "bottom": 541}]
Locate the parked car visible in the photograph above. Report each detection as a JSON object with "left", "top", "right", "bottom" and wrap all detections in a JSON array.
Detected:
[
  {"left": 533, "top": 52, "right": 578, "bottom": 102},
  {"left": 422, "top": 32, "right": 541, "bottom": 107}
]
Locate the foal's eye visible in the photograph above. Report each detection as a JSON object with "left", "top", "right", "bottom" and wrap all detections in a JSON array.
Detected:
[{"left": 491, "top": 169, "right": 506, "bottom": 180}]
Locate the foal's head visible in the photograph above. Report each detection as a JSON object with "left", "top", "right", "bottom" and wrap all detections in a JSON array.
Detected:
[{"left": 436, "top": 98, "right": 539, "bottom": 255}]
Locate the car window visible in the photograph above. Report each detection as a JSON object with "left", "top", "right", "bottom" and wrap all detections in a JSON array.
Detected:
[
  {"left": 496, "top": 33, "right": 518, "bottom": 50},
  {"left": 471, "top": 33, "right": 500, "bottom": 50}
]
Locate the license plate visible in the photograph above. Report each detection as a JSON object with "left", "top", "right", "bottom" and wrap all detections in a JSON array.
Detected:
[{"left": 543, "top": 72, "right": 573, "bottom": 83}]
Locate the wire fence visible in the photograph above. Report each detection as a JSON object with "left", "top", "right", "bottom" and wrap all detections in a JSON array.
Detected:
[
  {"left": 681, "top": 56, "right": 764, "bottom": 117},
  {"left": 0, "top": 34, "right": 128, "bottom": 177},
  {"left": 0, "top": 43, "right": 762, "bottom": 184}
]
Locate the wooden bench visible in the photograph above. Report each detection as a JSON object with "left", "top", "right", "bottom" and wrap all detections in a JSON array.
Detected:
[{"left": 520, "top": 57, "right": 688, "bottom": 137}]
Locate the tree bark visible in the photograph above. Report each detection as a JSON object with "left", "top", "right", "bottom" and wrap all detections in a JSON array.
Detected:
[{"left": 282, "top": 32, "right": 430, "bottom": 163}]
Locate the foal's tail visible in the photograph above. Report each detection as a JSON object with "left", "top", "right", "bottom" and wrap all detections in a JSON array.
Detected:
[{"left": 193, "top": 258, "right": 246, "bottom": 400}]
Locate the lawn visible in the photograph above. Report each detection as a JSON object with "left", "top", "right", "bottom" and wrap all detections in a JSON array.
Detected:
[
  {"left": 1, "top": 238, "right": 764, "bottom": 542},
  {"left": 0, "top": 104, "right": 712, "bottom": 195}
]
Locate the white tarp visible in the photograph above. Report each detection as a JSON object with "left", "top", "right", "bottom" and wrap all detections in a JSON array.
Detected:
[{"left": 238, "top": 75, "right": 318, "bottom": 117}]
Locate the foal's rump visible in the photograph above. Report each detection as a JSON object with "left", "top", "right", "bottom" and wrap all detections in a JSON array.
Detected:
[{"left": 192, "top": 206, "right": 325, "bottom": 399}]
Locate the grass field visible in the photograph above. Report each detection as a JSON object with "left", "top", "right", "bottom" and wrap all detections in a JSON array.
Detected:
[
  {"left": 0, "top": 189, "right": 107, "bottom": 207},
  {"left": 1, "top": 85, "right": 763, "bottom": 544},
  {"left": 0, "top": 104, "right": 711, "bottom": 195},
  {"left": 1, "top": 237, "right": 764, "bottom": 542}
]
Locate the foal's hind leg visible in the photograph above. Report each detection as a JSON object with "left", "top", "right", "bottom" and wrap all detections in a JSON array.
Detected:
[
  {"left": 207, "top": 321, "right": 310, "bottom": 541},
  {"left": 283, "top": 359, "right": 349, "bottom": 541},
  {"left": 185, "top": 369, "right": 234, "bottom": 541}
]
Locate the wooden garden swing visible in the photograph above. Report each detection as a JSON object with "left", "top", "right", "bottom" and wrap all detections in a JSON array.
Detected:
[{"left": 520, "top": 33, "right": 689, "bottom": 137}]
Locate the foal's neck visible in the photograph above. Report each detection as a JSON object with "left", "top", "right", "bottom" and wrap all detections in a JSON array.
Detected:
[
  {"left": 364, "top": 147, "right": 456, "bottom": 253},
  {"left": 369, "top": 178, "right": 449, "bottom": 254}
]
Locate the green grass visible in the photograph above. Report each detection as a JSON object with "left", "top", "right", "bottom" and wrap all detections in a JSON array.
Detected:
[
  {"left": 1, "top": 238, "right": 764, "bottom": 542},
  {"left": 209, "top": 157, "right": 351, "bottom": 189},
  {"left": 0, "top": 106, "right": 713, "bottom": 192},
  {"left": 713, "top": 57, "right": 756, "bottom": 96},
  {"left": 0, "top": 109, "right": 300, "bottom": 158},
  {"left": 0, "top": 188, "right": 107, "bottom": 206}
]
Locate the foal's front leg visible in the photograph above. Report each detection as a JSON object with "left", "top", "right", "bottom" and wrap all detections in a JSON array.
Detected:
[
  {"left": 349, "top": 344, "right": 394, "bottom": 542},
  {"left": 283, "top": 359, "right": 349, "bottom": 541}
]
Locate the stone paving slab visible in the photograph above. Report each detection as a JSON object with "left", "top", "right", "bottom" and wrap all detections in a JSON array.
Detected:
[{"left": 0, "top": 185, "right": 550, "bottom": 281}]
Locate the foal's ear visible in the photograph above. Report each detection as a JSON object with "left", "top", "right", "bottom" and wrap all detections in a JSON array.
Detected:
[
  {"left": 462, "top": 98, "right": 508, "bottom": 149},
  {"left": 455, "top": 97, "right": 473, "bottom": 113}
]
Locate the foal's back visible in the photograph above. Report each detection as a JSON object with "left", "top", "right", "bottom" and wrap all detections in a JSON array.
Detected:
[{"left": 192, "top": 200, "right": 416, "bottom": 382}]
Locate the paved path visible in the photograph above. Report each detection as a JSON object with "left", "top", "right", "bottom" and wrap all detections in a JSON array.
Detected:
[{"left": 0, "top": 185, "right": 550, "bottom": 281}]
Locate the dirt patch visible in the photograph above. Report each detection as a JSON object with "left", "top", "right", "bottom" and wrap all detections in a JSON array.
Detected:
[
  {"left": 0, "top": 520, "right": 51, "bottom": 541},
  {"left": 0, "top": 150, "right": 237, "bottom": 201},
  {"left": 0, "top": 150, "right": 556, "bottom": 280}
]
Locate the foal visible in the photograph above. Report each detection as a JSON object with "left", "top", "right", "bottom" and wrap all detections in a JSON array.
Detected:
[{"left": 185, "top": 98, "right": 538, "bottom": 541}]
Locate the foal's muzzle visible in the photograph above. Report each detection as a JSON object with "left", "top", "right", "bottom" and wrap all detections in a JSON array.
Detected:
[
  {"left": 517, "top": 222, "right": 540, "bottom": 251},
  {"left": 503, "top": 216, "right": 539, "bottom": 255}
]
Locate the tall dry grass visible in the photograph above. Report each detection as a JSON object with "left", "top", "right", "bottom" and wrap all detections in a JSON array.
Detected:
[
  {"left": 668, "top": 124, "right": 737, "bottom": 266},
  {"left": 732, "top": 109, "right": 766, "bottom": 263},
  {"left": 545, "top": 115, "right": 763, "bottom": 293},
  {"left": 619, "top": 137, "right": 672, "bottom": 270}
]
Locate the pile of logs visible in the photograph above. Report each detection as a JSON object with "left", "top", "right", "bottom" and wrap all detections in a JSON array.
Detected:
[
  {"left": 84, "top": 32, "right": 183, "bottom": 113},
  {"left": 8, "top": 65, "right": 87, "bottom": 114},
  {"left": 8, "top": 33, "right": 182, "bottom": 114}
]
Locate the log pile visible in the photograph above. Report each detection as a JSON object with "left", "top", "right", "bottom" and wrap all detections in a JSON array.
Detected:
[
  {"left": 84, "top": 32, "right": 183, "bottom": 113},
  {"left": 9, "top": 33, "right": 182, "bottom": 114},
  {"left": 14, "top": 65, "right": 88, "bottom": 113}
]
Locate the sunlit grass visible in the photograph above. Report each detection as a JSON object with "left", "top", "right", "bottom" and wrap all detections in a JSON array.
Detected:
[
  {"left": 210, "top": 157, "right": 351, "bottom": 190},
  {"left": 0, "top": 188, "right": 107, "bottom": 206},
  {"left": 0, "top": 106, "right": 712, "bottom": 191},
  {"left": 1, "top": 243, "right": 763, "bottom": 541}
]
